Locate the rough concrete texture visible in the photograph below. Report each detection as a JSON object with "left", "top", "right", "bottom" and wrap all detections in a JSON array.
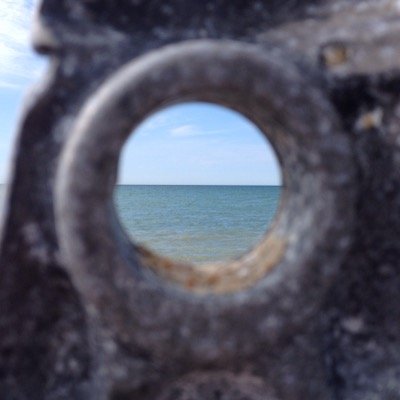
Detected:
[{"left": 0, "top": 1, "right": 399, "bottom": 399}]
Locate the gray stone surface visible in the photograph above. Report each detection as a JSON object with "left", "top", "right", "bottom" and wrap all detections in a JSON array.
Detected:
[{"left": 0, "top": 0, "right": 399, "bottom": 399}]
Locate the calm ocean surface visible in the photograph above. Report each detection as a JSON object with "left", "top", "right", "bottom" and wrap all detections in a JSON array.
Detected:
[
  {"left": 114, "top": 185, "right": 281, "bottom": 263},
  {"left": 0, "top": 185, "right": 281, "bottom": 263}
]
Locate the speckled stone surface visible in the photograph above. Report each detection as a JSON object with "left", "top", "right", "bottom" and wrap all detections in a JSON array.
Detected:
[{"left": 0, "top": 1, "right": 400, "bottom": 399}]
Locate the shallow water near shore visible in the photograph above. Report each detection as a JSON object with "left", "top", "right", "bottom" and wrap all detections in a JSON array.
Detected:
[{"left": 114, "top": 185, "right": 281, "bottom": 263}]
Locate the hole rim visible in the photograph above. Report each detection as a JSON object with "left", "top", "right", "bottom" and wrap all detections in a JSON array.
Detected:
[
  {"left": 57, "top": 40, "right": 352, "bottom": 296},
  {"left": 55, "top": 40, "right": 355, "bottom": 353}
]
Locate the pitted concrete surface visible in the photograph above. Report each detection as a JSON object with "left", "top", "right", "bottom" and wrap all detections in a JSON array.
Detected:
[{"left": 0, "top": 1, "right": 400, "bottom": 399}]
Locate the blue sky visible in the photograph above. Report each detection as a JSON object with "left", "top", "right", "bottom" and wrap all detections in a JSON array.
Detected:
[
  {"left": 0, "top": 0, "right": 45, "bottom": 182},
  {"left": 0, "top": 0, "right": 281, "bottom": 186},
  {"left": 121, "top": 104, "right": 280, "bottom": 185}
]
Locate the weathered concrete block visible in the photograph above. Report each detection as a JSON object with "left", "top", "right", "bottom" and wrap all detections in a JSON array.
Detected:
[{"left": 1, "top": 1, "right": 400, "bottom": 399}]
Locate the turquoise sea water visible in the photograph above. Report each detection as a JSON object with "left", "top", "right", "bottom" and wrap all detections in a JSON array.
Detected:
[
  {"left": 0, "top": 185, "right": 281, "bottom": 263},
  {"left": 114, "top": 185, "right": 281, "bottom": 263},
  {"left": 0, "top": 185, "right": 5, "bottom": 216}
]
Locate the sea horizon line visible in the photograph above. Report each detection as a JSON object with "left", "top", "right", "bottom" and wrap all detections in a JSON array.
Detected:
[
  {"left": 0, "top": 183, "right": 282, "bottom": 187},
  {"left": 115, "top": 183, "right": 282, "bottom": 187}
]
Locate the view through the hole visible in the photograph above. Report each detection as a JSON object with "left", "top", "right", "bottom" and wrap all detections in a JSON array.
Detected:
[{"left": 114, "top": 103, "right": 281, "bottom": 263}]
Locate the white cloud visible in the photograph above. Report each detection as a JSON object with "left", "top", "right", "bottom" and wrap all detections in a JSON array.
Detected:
[
  {"left": 0, "top": 0, "right": 44, "bottom": 88},
  {"left": 170, "top": 124, "right": 199, "bottom": 137},
  {"left": 169, "top": 124, "right": 245, "bottom": 138},
  {"left": 136, "top": 113, "right": 177, "bottom": 136},
  {"left": 0, "top": 80, "right": 22, "bottom": 90}
]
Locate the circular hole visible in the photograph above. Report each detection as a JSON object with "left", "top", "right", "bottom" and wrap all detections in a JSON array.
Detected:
[{"left": 114, "top": 102, "right": 282, "bottom": 265}]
